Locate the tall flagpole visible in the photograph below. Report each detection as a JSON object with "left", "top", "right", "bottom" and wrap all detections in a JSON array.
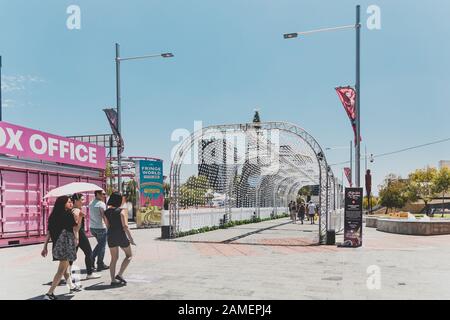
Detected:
[
  {"left": 115, "top": 43, "right": 122, "bottom": 193},
  {"left": 350, "top": 140, "right": 353, "bottom": 187},
  {"left": 355, "top": 5, "right": 361, "bottom": 187}
]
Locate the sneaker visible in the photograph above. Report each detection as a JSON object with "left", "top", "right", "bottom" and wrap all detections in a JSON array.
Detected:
[
  {"left": 86, "top": 272, "right": 102, "bottom": 280},
  {"left": 69, "top": 284, "right": 83, "bottom": 293},
  {"left": 44, "top": 293, "right": 57, "bottom": 300}
]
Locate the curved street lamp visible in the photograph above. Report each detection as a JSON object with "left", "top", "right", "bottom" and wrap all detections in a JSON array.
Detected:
[
  {"left": 284, "top": 5, "right": 362, "bottom": 187},
  {"left": 115, "top": 43, "right": 174, "bottom": 192}
]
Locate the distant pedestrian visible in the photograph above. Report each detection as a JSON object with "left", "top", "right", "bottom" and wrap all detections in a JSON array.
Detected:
[
  {"left": 41, "top": 196, "right": 80, "bottom": 300},
  {"left": 298, "top": 203, "right": 306, "bottom": 225},
  {"left": 71, "top": 193, "right": 101, "bottom": 280},
  {"left": 289, "top": 201, "right": 296, "bottom": 222},
  {"left": 104, "top": 192, "right": 136, "bottom": 286},
  {"left": 307, "top": 201, "right": 316, "bottom": 225},
  {"left": 89, "top": 190, "right": 109, "bottom": 271},
  {"left": 292, "top": 202, "right": 298, "bottom": 223}
]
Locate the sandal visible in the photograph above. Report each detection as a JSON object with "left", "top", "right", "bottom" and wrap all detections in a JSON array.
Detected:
[
  {"left": 110, "top": 280, "right": 122, "bottom": 286},
  {"left": 115, "top": 275, "right": 127, "bottom": 284},
  {"left": 44, "top": 293, "right": 57, "bottom": 300}
]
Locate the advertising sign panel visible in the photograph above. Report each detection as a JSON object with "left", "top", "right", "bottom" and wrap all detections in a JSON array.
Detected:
[
  {"left": 344, "top": 187, "right": 363, "bottom": 247},
  {"left": 136, "top": 159, "right": 164, "bottom": 228}
]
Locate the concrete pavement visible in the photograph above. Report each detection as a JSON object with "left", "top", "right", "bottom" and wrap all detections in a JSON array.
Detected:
[{"left": 1, "top": 218, "right": 450, "bottom": 300}]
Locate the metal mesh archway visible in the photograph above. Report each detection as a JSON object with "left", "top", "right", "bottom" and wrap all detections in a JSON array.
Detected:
[{"left": 169, "top": 121, "right": 339, "bottom": 243}]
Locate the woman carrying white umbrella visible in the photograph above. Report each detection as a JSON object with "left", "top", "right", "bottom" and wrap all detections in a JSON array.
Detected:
[
  {"left": 41, "top": 182, "right": 104, "bottom": 295},
  {"left": 41, "top": 196, "right": 80, "bottom": 299}
]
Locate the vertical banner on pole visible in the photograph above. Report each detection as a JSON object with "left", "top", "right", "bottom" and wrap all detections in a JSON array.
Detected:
[
  {"left": 136, "top": 159, "right": 164, "bottom": 228},
  {"left": 343, "top": 187, "right": 363, "bottom": 247},
  {"left": 335, "top": 86, "right": 361, "bottom": 146},
  {"left": 344, "top": 167, "right": 352, "bottom": 187},
  {"left": 103, "top": 108, "right": 124, "bottom": 154}
]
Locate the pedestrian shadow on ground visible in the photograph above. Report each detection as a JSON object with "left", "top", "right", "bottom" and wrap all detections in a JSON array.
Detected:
[
  {"left": 83, "top": 282, "right": 126, "bottom": 291},
  {"left": 42, "top": 274, "right": 93, "bottom": 287},
  {"left": 28, "top": 294, "right": 75, "bottom": 300}
]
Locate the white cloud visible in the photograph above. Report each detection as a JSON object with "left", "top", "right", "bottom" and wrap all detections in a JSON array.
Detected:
[
  {"left": 3, "top": 99, "right": 15, "bottom": 108},
  {"left": 1, "top": 75, "right": 45, "bottom": 93},
  {"left": 1, "top": 99, "right": 37, "bottom": 109}
]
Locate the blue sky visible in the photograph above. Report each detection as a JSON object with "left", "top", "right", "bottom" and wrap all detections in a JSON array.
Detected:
[{"left": 1, "top": 0, "right": 449, "bottom": 193}]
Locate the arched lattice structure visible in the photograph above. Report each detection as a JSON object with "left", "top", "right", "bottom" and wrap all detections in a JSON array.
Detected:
[{"left": 169, "top": 122, "right": 342, "bottom": 244}]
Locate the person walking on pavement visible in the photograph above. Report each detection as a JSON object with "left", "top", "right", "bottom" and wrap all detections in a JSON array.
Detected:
[
  {"left": 71, "top": 193, "right": 101, "bottom": 280},
  {"left": 292, "top": 201, "right": 298, "bottom": 223},
  {"left": 104, "top": 192, "right": 136, "bottom": 286},
  {"left": 289, "top": 201, "right": 295, "bottom": 223},
  {"left": 298, "top": 202, "right": 306, "bottom": 225},
  {"left": 307, "top": 200, "right": 316, "bottom": 225},
  {"left": 41, "top": 196, "right": 81, "bottom": 300},
  {"left": 89, "top": 190, "right": 109, "bottom": 272}
]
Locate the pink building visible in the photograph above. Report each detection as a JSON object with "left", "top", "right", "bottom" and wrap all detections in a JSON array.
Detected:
[{"left": 0, "top": 122, "right": 106, "bottom": 247}]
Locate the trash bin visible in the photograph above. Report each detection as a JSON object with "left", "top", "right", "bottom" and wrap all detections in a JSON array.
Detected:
[
  {"left": 326, "top": 230, "right": 336, "bottom": 245},
  {"left": 161, "top": 225, "right": 173, "bottom": 239}
]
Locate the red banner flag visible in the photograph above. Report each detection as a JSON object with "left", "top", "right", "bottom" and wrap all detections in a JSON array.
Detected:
[
  {"left": 335, "top": 86, "right": 361, "bottom": 145},
  {"left": 344, "top": 167, "right": 352, "bottom": 187},
  {"left": 336, "top": 87, "right": 356, "bottom": 120},
  {"left": 103, "top": 108, "right": 124, "bottom": 154}
]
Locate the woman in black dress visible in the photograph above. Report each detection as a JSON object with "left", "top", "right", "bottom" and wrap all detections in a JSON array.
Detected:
[
  {"left": 104, "top": 192, "right": 136, "bottom": 286},
  {"left": 41, "top": 196, "right": 79, "bottom": 300},
  {"left": 71, "top": 193, "right": 101, "bottom": 279}
]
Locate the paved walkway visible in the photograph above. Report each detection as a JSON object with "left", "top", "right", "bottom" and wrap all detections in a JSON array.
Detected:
[{"left": 1, "top": 218, "right": 450, "bottom": 300}]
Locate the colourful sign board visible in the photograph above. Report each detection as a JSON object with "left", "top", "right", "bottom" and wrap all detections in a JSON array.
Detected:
[
  {"left": 0, "top": 121, "right": 106, "bottom": 170},
  {"left": 344, "top": 188, "right": 363, "bottom": 247},
  {"left": 136, "top": 159, "right": 164, "bottom": 227}
]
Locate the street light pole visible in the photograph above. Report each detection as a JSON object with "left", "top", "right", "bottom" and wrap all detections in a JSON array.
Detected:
[
  {"left": 355, "top": 5, "right": 361, "bottom": 187},
  {"left": 284, "top": 5, "right": 362, "bottom": 186},
  {"left": 350, "top": 140, "right": 353, "bottom": 186},
  {"left": 365, "top": 145, "right": 367, "bottom": 172},
  {"left": 115, "top": 43, "right": 122, "bottom": 193},
  {"left": 113, "top": 43, "right": 174, "bottom": 193}
]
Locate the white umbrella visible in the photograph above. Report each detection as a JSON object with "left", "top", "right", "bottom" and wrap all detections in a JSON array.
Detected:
[{"left": 44, "top": 182, "right": 104, "bottom": 199}]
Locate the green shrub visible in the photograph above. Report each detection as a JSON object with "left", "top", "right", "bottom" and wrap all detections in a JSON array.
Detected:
[{"left": 175, "top": 211, "right": 289, "bottom": 238}]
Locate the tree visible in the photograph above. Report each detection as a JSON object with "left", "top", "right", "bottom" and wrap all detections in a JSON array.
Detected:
[
  {"left": 180, "top": 175, "right": 212, "bottom": 208},
  {"left": 163, "top": 182, "right": 171, "bottom": 210},
  {"left": 124, "top": 179, "right": 138, "bottom": 220},
  {"left": 105, "top": 161, "right": 114, "bottom": 195},
  {"left": 433, "top": 167, "right": 450, "bottom": 217},
  {"left": 253, "top": 110, "right": 261, "bottom": 124},
  {"left": 406, "top": 167, "right": 438, "bottom": 216},
  {"left": 363, "top": 196, "right": 378, "bottom": 210},
  {"left": 298, "top": 186, "right": 311, "bottom": 202},
  {"left": 378, "top": 174, "right": 408, "bottom": 214}
]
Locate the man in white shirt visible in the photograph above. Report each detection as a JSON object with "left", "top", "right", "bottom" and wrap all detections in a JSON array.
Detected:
[
  {"left": 307, "top": 201, "right": 316, "bottom": 225},
  {"left": 89, "top": 190, "right": 109, "bottom": 271}
]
